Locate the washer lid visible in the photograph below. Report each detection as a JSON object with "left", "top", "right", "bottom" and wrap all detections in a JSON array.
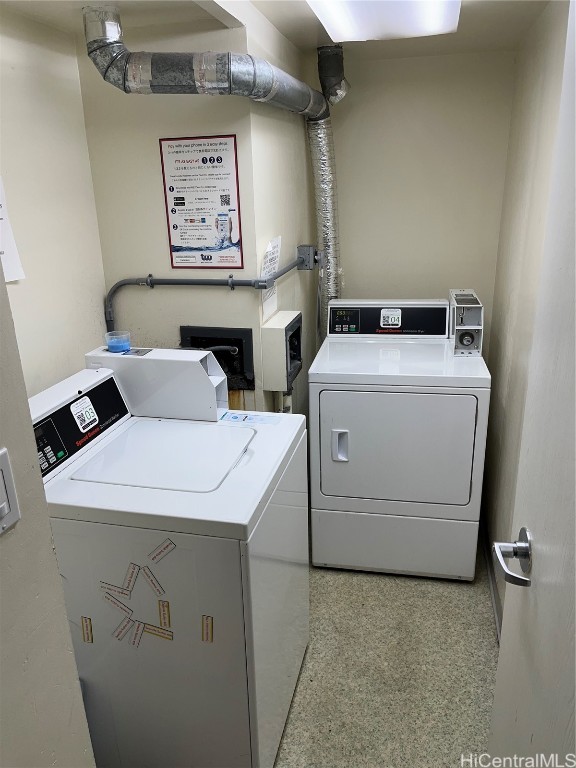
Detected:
[{"left": 71, "top": 420, "right": 255, "bottom": 493}]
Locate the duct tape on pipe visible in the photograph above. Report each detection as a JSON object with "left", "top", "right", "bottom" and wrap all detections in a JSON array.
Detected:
[{"left": 126, "top": 52, "right": 152, "bottom": 94}]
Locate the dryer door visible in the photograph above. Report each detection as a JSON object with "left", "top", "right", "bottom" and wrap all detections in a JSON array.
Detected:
[{"left": 320, "top": 390, "right": 477, "bottom": 505}]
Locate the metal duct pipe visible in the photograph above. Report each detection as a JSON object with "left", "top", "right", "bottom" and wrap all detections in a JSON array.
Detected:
[
  {"left": 317, "top": 45, "right": 350, "bottom": 106},
  {"left": 84, "top": 7, "right": 329, "bottom": 120},
  {"left": 307, "top": 118, "right": 340, "bottom": 336},
  {"left": 84, "top": 6, "right": 345, "bottom": 340}
]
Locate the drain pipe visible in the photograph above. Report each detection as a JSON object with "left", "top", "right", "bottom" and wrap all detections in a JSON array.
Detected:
[{"left": 84, "top": 7, "right": 347, "bottom": 339}]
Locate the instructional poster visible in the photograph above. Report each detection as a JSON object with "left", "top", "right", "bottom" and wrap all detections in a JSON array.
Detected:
[{"left": 159, "top": 135, "right": 243, "bottom": 269}]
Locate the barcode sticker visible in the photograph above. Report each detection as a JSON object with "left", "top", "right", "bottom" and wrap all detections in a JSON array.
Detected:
[{"left": 380, "top": 308, "right": 402, "bottom": 328}]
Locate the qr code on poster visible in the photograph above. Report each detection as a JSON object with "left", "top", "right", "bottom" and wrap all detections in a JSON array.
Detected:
[{"left": 220, "top": 194, "right": 231, "bottom": 206}]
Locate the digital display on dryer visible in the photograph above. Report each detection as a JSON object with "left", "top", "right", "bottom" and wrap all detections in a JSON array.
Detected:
[{"left": 329, "top": 309, "right": 360, "bottom": 334}]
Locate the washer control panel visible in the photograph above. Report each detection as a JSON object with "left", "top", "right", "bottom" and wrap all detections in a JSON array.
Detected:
[
  {"left": 33, "top": 377, "right": 129, "bottom": 479},
  {"left": 328, "top": 300, "right": 449, "bottom": 338}
]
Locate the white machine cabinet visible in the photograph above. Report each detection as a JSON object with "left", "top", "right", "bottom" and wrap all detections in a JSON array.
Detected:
[
  {"left": 309, "top": 299, "right": 491, "bottom": 581},
  {"left": 30, "top": 364, "right": 309, "bottom": 768}
]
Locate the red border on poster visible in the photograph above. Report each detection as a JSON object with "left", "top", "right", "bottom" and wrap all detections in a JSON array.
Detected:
[{"left": 159, "top": 135, "right": 243, "bottom": 269}]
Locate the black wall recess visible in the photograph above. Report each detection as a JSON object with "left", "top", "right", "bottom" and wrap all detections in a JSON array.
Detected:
[{"left": 180, "top": 326, "right": 255, "bottom": 390}]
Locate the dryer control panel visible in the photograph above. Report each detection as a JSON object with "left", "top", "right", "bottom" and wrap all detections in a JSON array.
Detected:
[{"left": 328, "top": 300, "right": 449, "bottom": 338}]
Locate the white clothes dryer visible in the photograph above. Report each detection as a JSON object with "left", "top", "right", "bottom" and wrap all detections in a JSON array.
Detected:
[
  {"left": 30, "top": 353, "right": 308, "bottom": 768},
  {"left": 309, "top": 299, "right": 491, "bottom": 581}
]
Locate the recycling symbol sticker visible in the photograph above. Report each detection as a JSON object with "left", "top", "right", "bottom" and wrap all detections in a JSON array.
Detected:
[{"left": 83, "top": 538, "right": 176, "bottom": 648}]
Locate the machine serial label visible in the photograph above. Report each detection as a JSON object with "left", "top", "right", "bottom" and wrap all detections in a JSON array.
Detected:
[
  {"left": 380, "top": 308, "right": 402, "bottom": 328},
  {"left": 70, "top": 396, "right": 99, "bottom": 433}
]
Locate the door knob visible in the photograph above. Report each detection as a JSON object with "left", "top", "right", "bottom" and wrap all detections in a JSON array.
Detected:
[{"left": 492, "top": 527, "right": 533, "bottom": 587}]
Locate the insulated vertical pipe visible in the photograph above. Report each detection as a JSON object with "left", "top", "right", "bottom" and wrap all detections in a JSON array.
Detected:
[{"left": 307, "top": 118, "right": 341, "bottom": 337}]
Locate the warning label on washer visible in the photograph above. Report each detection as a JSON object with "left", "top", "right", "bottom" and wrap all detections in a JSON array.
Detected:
[
  {"left": 144, "top": 623, "right": 174, "bottom": 641},
  {"left": 158, "top": 600, "right": 171, "bottom": 629},
  {"left": 100, "top": 581, "right": 131, "bottom": 599},
  {"left": 81, "top": 616, "right": 93, "bottom": 643},
  {"left": 148, "top": 539, "right": 176, "bottom": 563},
  {"left": 122, "top": 562, "right": 140, "bottom": 592},
  {"left": 113, "top": 616, "right": 135, "bottom": 641},
  {"left": 102, "top": 591, "right": 133, "bottom": 616},
  {"left": 130, "top": 621, "right": 145, "bottom": 647},
  {"left": 202, "top": 615, "right": 214, "bottom": 643},
  {"left": 142, "top": 566, "right": 165, "bottom": 596}
]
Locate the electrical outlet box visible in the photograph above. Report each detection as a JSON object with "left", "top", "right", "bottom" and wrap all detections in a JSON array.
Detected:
[{"left": 261, "top": 311, "right": 302, "bottom": 392}]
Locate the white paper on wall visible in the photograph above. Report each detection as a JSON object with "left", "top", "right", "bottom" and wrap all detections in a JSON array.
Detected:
[
  {"left": 261, "top": 236, "right": 281, "bottom": 322},
  {"left": 0, "top": 177, "right": 25, "bottom": 283}
]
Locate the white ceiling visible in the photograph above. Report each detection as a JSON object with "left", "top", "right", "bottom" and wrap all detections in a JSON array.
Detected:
[
  {"left": 0, "top": 0, "right": 548, "bottom": 56},
  {"left": 253, "top": 0, "right": 548, "bottom": 56},
  {"left": 0, "top": 1, "right": 228, "bottom": 37}
]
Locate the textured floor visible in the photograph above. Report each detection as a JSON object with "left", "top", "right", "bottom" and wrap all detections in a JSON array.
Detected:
[{"left": 275, "top": 552, "right": 498, "bottom": 768}]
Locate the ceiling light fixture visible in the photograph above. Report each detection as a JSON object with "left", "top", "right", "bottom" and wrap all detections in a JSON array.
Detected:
[{"left": 306, "top": 0, "right": 462, "bottom": 43}]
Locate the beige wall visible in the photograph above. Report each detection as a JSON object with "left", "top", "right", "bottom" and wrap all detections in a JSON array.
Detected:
[
  {"left": 327, "top": 50, "right": 516, "bottom": 353},
  {"left": 78, "top": 12, "right": 316, "bottom": 413},
  {"left": 0, "top": 267, "right": 95, "bottom": 768},
  {"left": 250, "top": 106, "right": 316, "bottom": 414},
  {"left": 483, "top": 1, "right": 570, "bottom": 604},
  {"left": 1, "top": 7, "right": 106, "bottom": 396}
]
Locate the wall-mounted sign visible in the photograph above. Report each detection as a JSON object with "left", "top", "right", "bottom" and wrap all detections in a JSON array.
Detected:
[{"left": 159, "top": 135, "right": 243, "bottom": 269}]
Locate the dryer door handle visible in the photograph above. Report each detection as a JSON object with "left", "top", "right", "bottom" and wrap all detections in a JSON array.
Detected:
[{"left": 331, "top": 430, "right": 349, "bottom": 462}]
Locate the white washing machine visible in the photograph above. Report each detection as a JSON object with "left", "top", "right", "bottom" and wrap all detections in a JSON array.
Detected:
[
  {"left": 29, "top": 350, "right": 308, "bottom": 768},
  {"left": 309, "top": 299, "right": 491, "bottom": 581}
]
